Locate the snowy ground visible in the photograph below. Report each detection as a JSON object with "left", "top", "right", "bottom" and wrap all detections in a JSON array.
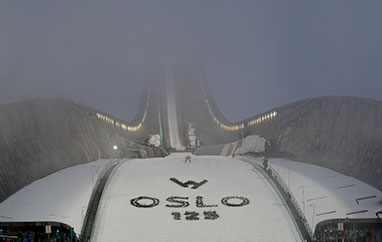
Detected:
[
  {"left": 268, "top": 158, "right": 382, "bottom": 230},
  {"left": 0, "top": 159, "right": 109, "bottom": 232},
  {"left": 4, "top": 155, "right": 376, "bottom": 240},
  {"left": 91, "top": 153, "right": 302, "bottom": 242}
]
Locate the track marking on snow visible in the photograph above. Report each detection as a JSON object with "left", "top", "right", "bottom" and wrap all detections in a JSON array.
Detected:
[
  {"left": 306, "top": 196, "right": 327, "bottom": 202},
  {"left": 269, "top": 158, "right": 382, "bottom": 229},
  {"left": 297, "top": 184, "right": 316, "bottom": 189},
  {"left": 355, "top": 195, "right": 377, "bottom": 204},
  {"left": 337, "top": 184, "right": 355, "bottom": 189},
  {"left": 319, "top": 175, "right": 336, "bottom": 180},
  {"left": 346, "top": 210, "right": 368, "bottom": 215},
  {"left": 316, "top": 211, "right": 336, "bottom": 216},
  {"left": 48, "top": 214, "right": 70, "bottom": 218}
]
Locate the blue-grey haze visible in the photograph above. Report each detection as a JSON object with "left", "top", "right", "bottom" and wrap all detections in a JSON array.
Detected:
[{"left": 0, "top": 0, "right": 381, "bottom": 122}]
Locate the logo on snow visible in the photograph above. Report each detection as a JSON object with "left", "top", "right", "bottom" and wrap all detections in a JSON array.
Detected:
[
  {"left": 169, "top": 177, "right": 208, "bottom": 189},
  {"left": 129, "top": 177, "right": 250, "bottom": 221}
]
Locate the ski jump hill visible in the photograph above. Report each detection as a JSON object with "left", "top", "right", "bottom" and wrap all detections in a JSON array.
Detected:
[
  {"left": 0, "top": 88, "right": 166, "bottom": 202},
  {"left": 0, "top": 73, "right": 381, "bottom": 241}
]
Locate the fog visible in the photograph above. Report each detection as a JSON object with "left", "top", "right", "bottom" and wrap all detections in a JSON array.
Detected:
[{"left": 1, "top": 0, "right": 381, "bottom": 122}]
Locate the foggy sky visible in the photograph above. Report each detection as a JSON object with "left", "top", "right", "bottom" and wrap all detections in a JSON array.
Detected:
[{"left": 1, "top": 0, "right": 381, "bottom": 122}]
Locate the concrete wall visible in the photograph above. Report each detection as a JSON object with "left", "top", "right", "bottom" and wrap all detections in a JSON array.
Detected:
[
  {"left": 0, "top": 97, "right": 162, "bottom": 202},
  {"left": 204, "top": 96, "right": 382, "bottom": 191},
  {"left": 166, "top": 71, "right": 382, "bottom": 191},
  {"left": 2, "top": 82, "right": 381, "bottom": 205},
  {"left": 254, "top": 96, "right": 382, "bottom": 191},
  {"left": 171, "top": 72, "right": 382, "bottom": 191}
]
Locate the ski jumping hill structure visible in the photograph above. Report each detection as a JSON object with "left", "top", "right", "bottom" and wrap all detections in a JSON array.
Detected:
[{"left": 0, "top": 73, "right": 381, "bottom": 241}]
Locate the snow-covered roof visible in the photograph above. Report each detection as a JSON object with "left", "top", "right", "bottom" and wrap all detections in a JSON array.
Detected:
[
  {"left": 2, "top": 154, "right": 378, "bottom": 241},
  {"left": 268, "top": 158, "right": 382, "bottom": 229},
  {"left": 0, "top": 159, "right": 109, "bottom": 232}
]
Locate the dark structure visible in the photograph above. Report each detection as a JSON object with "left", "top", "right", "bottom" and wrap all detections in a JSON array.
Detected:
[
  {"left": 0, "top": 89, "right": 165, "bottom": 202},
  {"left": 198, "top": 95, "right": 382, "bottom": 192},
  {"left": 0, "top": 74, "right": 381, "bottom": 214},
  {"left": 251, "top": 96, "right": 382, "bottom": 192},
  {"left": 169, "top": 70, "right": 382, "bottom": 191}
]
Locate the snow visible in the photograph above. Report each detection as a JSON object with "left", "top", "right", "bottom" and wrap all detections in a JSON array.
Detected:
[
  {"left": 268, "top": 158, "right": 382, "bottom": 229},
  {"left": 91, "top": 154, "right": 302, "bottom": 242},
  {"left": 234, "top": 135, "right": 265, "bottom": 155},
  {"left": 188, "top": 122, "right": 196, "bottom": 147},
  {"left": 4, "top": 154, "right": 375, "bottom": 240},
  {"left": 148, "top": 134, "right": 161, "bottom": 147},
  {"left": 0, "top": 159, "right": 109, "bottom": 232},
  {"left": 165, "top": 72, "right": 183, "bottom": 150}
]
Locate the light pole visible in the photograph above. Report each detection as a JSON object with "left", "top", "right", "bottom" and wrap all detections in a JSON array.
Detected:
[
  {"left": 287, "top": 166, "right": 290, "bottom": 188},
  {"left": 302, "top": 187, "right": 305, "bottom": 215},
  {"left": 309, "top": 203, "right": 316, "bottom": 237},
  {"left": 113, "top": 145, "right": 118, "bottom": 160},
  {"left": 298, "top": 185, "right": 311, "bottom": 216}
]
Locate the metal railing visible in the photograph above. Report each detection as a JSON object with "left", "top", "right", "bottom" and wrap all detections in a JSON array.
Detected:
[{"left": 238, "top": 155, "right": 313, "bottom": 241}]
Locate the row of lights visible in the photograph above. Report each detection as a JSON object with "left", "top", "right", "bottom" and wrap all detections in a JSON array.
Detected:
[
  {"left": 211, "top": 113, "right": 244, "bottom": 131},
  {"left": 96, "top": 113, "right": 145, "bottom": 131},
  {"left": 247, "top": 111, "right": 278, "bottom": 127},
  {"left": 95, "top": 92, "right": 150, "bottom": 132},
  {"left": 96, "top": 92, "right": 277, "bottom": 132},
  {"left": 205, "top": 98, "right": 278, "bottom": 131},
  {"left": 205, "top": 99, "right": 244, "bottom": 131}
]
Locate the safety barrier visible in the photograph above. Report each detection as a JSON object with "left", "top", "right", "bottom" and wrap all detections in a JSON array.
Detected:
[
  {"left": 79, "top": 159, "right": 119, "bottom": 241},
  {"left": 193, "top": 144, "right": 225, "bottom": 156},
  {"left": 139, "top": 146, "right": 168, "bottom": 158},
  {"left": 238, "top": 156, "right": 313, "bottom": 242}
]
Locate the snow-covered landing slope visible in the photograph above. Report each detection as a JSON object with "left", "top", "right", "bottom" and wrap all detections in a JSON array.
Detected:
[
  {"left": 0, "top": 160, "right": 109, "bottom": 232},
  {"left": 269, "top": 158, "right": 382, "bottom": 229},
  {"left": 91, "top": 154, "right": 302, "bottom": 242}
]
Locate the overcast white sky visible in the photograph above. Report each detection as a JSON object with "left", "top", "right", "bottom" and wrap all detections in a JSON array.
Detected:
[{"left": 0, "top": 0, "right": 381, "bottom": 122}]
